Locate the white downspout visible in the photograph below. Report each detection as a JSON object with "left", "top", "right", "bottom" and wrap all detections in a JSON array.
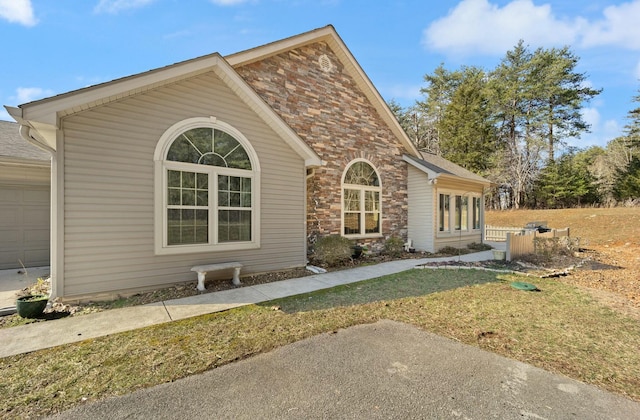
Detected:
[
  {"left": 17, "top": 124, "right": 60, "bottom": 298},
  {"left": 19, "top": 124, "right": 55, "bottom": 155}
]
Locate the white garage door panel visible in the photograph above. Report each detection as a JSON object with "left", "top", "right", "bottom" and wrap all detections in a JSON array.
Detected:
[
  {"left": 0, "top": 208, "right": 20, "bottom": 225},
  {"left": 0, "top": 185, "right": 50, "bottom": 270}
]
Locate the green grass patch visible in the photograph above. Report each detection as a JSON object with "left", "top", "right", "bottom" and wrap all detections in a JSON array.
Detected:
[{"left": 1, "top": 268, "right": 639, "bottom": 418}]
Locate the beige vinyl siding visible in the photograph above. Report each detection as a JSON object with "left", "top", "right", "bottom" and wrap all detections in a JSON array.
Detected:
[
  {"left": 61, "top": 71, "right": 307, "bottom": 298},
  {"left": 406, "top": 166, "right": 434, "bottom": 252}
]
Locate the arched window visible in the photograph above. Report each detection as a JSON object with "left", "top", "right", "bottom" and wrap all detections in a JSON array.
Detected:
[
  {"left": 342, "top": 160, "right": 381, "bottom": 237},
  {"left": 154, "top": 117, "right": 260, "bottom": 254}
]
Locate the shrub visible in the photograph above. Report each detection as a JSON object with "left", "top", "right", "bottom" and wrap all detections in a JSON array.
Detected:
[
  {"left": 533, "top": 236, "right": 580, "bottom": 259},
  {"left": 467, "top": 242, "right": 492, "bottom": 251},
  {"left": 384, "top": 236, "right": 405, "bottom": 258},
  {"left": 312, "top": 235, "right": 353, "bottom": 266},
  {"left": 437, "top": 246, "right": 460, "bottom": 256}
]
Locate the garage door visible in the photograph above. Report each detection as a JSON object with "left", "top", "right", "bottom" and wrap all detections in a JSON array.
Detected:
[{"left": 0, "top": 185, "right": 50, "bottom": 269}]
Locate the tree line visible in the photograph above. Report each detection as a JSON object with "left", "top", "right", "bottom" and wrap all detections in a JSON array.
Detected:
[{"left": 390, "top": 41, "right": 640, "bottom": 209}]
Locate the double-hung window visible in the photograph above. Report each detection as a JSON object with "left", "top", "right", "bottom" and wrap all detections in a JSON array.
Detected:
[
  {"left": 342, "top": 160, "right": 381, "bottom": 237},
  {"left": 155, "top": 118, "right": 260, "bottom": 254}
]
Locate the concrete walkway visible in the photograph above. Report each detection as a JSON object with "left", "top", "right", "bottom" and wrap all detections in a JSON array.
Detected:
[{"left": 0, "top": 247, "right": 503, "bottom": 358}]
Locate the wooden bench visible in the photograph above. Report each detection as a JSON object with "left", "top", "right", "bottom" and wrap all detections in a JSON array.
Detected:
[{"left": 191, "top": 262, "right": 243, "bottom": 291}]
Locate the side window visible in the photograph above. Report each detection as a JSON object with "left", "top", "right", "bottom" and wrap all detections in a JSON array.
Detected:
[
  {"left": 440, "top": 193, "right": 479, "bottom": 233},
  {"left": 342, "top": 161, "right": 381, "bottom": 237}
]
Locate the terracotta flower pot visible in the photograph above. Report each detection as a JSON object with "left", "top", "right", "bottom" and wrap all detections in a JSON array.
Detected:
[{"left": 16, "top": 295, "right": 48, "bottom": 318}]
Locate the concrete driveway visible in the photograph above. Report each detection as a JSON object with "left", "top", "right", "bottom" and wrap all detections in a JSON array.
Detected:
[{"left": 49, "top": 320, "right": 640, "bottom": 419}]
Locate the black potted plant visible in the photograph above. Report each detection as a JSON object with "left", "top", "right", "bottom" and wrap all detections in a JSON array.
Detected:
[
  {"left": 351, "top": 243, "right": 367, "bottom": 259},
  {"left": 16, "top": 294, "right": 49, "bottom": 318}
]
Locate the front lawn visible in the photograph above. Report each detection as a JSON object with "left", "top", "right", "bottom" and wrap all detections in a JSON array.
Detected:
[{"left": 1, "top": 268, "right": 639, "bottom": 418}]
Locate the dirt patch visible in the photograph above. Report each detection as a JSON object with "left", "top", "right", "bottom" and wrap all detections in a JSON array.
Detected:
[{"left": 487, "top": 208, "right": 640, "bottom": 320}]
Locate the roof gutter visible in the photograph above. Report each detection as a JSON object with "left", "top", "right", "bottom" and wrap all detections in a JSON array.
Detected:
[
  {"left": 5, "top": 105, "right": 55, "bottom": 156},
  {"left": 19, "top": 124, "right": 55, "bottom": 155}
]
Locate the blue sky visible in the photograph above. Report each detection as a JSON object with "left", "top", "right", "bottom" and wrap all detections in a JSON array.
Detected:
[{"left": 1, "top": 0, "right": 639, "bottom": 150}]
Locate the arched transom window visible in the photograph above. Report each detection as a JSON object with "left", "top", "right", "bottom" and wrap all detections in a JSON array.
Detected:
[
  {"left": 342, "top": 160, "right": 381, "bottom": 237},
  {"left": 154, "top": 118, "right": 260, "bottom": 254}
]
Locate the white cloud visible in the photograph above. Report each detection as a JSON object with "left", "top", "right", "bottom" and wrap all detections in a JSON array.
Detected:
[
  {"left": 423, "top": 0, "right": 582, "bottom": 55},
  {"left": 580, "top": 0, "right": 640, "bottom": 49},
  {"left": 0, "top": 0, "right": 37, "bottom": 26},
  {"left": 423, "top": 0, "right": 640, "bottom": 56},
  {"left": 604, "top": 119, "right": 621, "bottom": 137},
  {"left": 94, "top": 0, "right": 155, "bottom": 14},
  {"left": 572, "top": 111, "right": 622, "bottom": 148},
  {"left": 582, "top": 107, "right": 601, "bottom": 129},
  {"left": 14, "top": 87, "right": 54, "bottom": 104}
]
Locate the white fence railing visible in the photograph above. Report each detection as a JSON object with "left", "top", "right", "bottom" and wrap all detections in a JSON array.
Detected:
[
  {"left": 485, "top": 224, "right": 571, "bottom": 261},
  {"left": 484, "top": 225, "right": 525, "bottom": 242}
]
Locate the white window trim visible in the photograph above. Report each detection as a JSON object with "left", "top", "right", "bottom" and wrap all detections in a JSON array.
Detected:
[
  {"left": 153, "top": 116, "right": 261, "bottom": 255},
  {"left": 436, "top": 190, "right": 481, "bottom": 237},
  {"left": 341, "top": 158, "right": 383, "bottom": 239}
]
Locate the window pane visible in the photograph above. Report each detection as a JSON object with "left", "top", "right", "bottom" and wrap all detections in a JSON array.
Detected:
[
  {"left": 226, "top": 146, "right": 252, "bottom": 170},
  {"left": 212, "top": 130, "right": 252, "bottom": 170},
  {"left": 230, "top": 192, "right": 241, "bottom": 207},
  {"left": 218, "top": 191, "right": 229, "bottom": 207},
  {"left": 168, "top": 188, "right": 181, "bottom": 205},
  {"left": 344, "top": 189, "right": 360, "bottom": 211},
  {"left": 461, "top": 197, "right": 468, "bottom": 230},
  {"left": 455, "top": 196, "right": 462, "bottom": 230},
  {"left": 344, "top": 213, "right": 360, "bottom": 235},
  {"left": 167, "top": 209, "right": 208, "bottom": 245},
  {"left": 218, "top": 175, "right": 228, "bottom": 191},
  {"left": 364, "top": 191, "right": 379, "bottom": 211},
  {"left": 241, "top": 178, "right": 251, "bottom": 193},
  {"left": 167, "top": 137, "right": 201, "bottom": 164},
  {"left": 218, "top": 210, "right": 251, "bottom": 242},
  {"left": 344, "top": 161, "right": 378, "bottom": 186},
  {"left": 240, "top": 192, "right": 251, "bottom": 207},
  {"left": 197, "top": 173, "right": 208, "bottom": 189},
  {"left": 168, "top": 170, "right": 181, "bottom": 188},
  {"left": 183, "top": 172, "right": 195, "bottom": 188},
  {"left": 196, "top": 190, "right": 208, "bottom": 206},
  {"left": 473, "top": 197, "right": 481, "bottom": 229},
  {"left": 195, "top": 209, "right": 208, "bottom": 243},
  {"left": 214, "top": 130, "right": 239, "bottom": 158},
  {"left": 365, "top": 213, "right": 380, "bottom": 234},
  {"left": 182, "top": 190, "right": 195, "bottom": 206},
  {"left": 185, "top": 128, "right": 213, "bottom": 157},
  {"left": 200, "top": 153, "right": 227, "bottom": 167},
  {"left": 219, "top": 176, "right": 250, "bottom": 209},
  {"left": 229, "top": 176, "right": 240, "bottom": 192},
  {"left": 439, "top": 194, "right": 449, "bottom": 232}
]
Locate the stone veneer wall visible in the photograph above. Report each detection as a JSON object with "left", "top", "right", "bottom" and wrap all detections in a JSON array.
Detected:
[{"left": 235, "top": 41, "right": 408, "bottom": 248}]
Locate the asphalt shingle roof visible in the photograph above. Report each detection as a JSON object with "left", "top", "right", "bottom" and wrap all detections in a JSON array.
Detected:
[
  {"left": 0, "top": 120, "right": 50, "bottom": 162},
  {"left": 406, "top": 152, "right": 490, "bottom": 184}
]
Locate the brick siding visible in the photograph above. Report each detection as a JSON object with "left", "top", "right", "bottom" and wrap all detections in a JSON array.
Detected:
[{"left": 235, "top": 41, "right": 408, "bottom": 249}]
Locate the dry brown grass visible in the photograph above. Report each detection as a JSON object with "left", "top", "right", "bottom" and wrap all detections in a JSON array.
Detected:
[
  {"left": 487, "top": 207, "right": 640, "bottom": 315},
  {"left": 2, "top": 269, "right": 640, "bottom": 418}
]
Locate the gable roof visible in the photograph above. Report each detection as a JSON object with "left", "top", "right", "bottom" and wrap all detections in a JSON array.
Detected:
[
  {"left": 404, "top": 152, "right": 491, "bottom": 187},
  {"left": 226, "top": 25, "right": 421, "bottom": 158},
  {"left": 6, "top": 54, "right": 322, "bottom": 167},
  {"left": 0, "top": 120, "right": 50, "bottom": 165}
]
